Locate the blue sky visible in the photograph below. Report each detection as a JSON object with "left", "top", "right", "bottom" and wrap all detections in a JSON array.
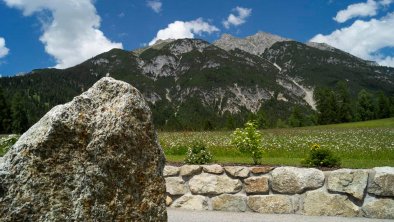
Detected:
[{"left": 0, "top": 0, "right": 393, "bottom": 76}]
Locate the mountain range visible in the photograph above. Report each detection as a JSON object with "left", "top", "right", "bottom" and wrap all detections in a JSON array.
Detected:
[{"left": 1, "top": 32, "right": 393, "bottom": 130}]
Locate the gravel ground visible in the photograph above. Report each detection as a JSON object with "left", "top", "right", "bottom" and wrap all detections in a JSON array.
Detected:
[{"left": 168, "top": 208, "right": 393, "bottom": 222}]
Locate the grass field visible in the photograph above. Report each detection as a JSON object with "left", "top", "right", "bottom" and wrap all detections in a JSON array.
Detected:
[
  {"left": 160, "top": 118, "right": 394, "bottom": 168},
  {"left": 1, "top": 118, "right": 393, "bottom": 169}
]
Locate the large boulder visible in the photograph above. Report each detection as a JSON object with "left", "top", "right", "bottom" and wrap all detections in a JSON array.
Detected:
[
  {"left": 0, "top": 77, "right": 167, "bottom": 221},
  {"left": 271, "top": 167, "right": 324, "bottom": 194}
]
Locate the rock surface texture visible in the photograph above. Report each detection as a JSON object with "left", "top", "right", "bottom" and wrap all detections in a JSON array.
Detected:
[
  {"left": 0, "top": 77, "right": 167, "bottom": 221},
  {"left": 271, "top": 167, "right": 325, "bottom": 194},
  {"left": 189, "top": 173, "right": 242, "bottom": 195},
  {"left": 368, "top": 167, "right": 394, "bottom": 197},
  {"left": 303, "top": 190, "right": 359, "bottom": 217},
  {"left": 327, "top": 169, "right": 368, "bottom": 200},
  {"left": 247, "top": 195, "right": 294, "bottom": 214}
]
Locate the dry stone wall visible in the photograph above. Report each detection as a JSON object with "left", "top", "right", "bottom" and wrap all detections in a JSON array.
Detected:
[{"left": 165, "top": 165, "right": 394, "bottom": 219}]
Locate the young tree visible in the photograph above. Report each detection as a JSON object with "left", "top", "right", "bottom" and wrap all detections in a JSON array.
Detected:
[{"left": 231, "top": 121, "right": 263, "bottom": 165}]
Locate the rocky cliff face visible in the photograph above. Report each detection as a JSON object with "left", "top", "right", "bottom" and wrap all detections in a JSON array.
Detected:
[
  {"left": 0, "top": 77, "right": 167, "bottom": 221},
  {"left": 213, "top": 32, "right": 291, "bottom": 55}
]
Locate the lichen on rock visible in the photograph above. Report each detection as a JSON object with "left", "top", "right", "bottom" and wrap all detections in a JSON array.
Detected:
[{"left": 0, "top": 77, "right": 167, "bottom": 221}]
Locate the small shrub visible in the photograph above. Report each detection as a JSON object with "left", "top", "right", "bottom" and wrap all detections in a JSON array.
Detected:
[
  {"left": 231, "top": 121, "right": 263, "bottom": 165},
  {"left": 302, "top": 144, "right": 341, "bottom": 168},
  {"left": 184, "top": 141, "right": 213, "bottom": 164},
  {"left": 0, "top": 134, "right": 19, "bottom": 156}
]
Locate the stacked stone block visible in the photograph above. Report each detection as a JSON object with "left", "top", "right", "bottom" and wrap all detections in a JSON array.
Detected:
[{"left": 164, "top": 165, "right": 394, "bottom": 219}]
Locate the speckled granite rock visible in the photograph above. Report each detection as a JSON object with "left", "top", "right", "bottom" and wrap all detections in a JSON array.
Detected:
[
  {"left": 247, "top": 195, "right": 294, "bottom": 214},
  {"left": 164, "top": 166, "right": 180, "bottom": 177},
  {"left": 172, "top": 195, "right": 209, "bottom": 210},
  {"left": 212, "top": 194, "right": 247, "bottom": 212},
  {"left": 244, "top": 176, "right": 269, "bottom": 194},
  {"left": 271, "top": 167, "right": 324, "bottom": 194},
  {"left": 362, "top": 198, "right": 394, "bottom": 219},
  {"left": 189, "top": 173, "right": 242, "bottom": 195},
  {"left": 165, "top": 177, "right": 187, "bottom": 195},
  {"left": 303, "top": 190, "right": 359, "bottom": 217},
  {"left": 327, "top": 169, "right": 368, "bottom": 200},
  {"left": 224, "top": 166, "right": 250, "bottom": 178},
  {"left": 368, "top": 167, "right": 394, "bottom": 197},
  {"left": 0, "top": 77, "right": 167, "bottom": 221}
]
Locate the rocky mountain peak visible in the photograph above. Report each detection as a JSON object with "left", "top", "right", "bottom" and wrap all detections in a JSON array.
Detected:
[
  {"left": 214, "top": 32, "right": 291, "bottom": 56},
  {"left": 167, "top": 38, "right": 211, "bottom": 55},
  {"left": 306, "top": 42, "right": 337, "bottom": 52}
]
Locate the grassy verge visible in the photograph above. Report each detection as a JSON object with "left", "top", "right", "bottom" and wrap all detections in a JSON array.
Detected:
[{"left": 160, "top": 118, "right": 394, "bottom": 169}]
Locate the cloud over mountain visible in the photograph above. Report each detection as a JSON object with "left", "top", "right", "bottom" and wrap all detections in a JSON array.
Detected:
[
  {"left": 149, "top": 18, "right": 219, "bottom": 45},
  {"left": 312, "top": 0, "right": 394, "bottom": 67},
  {"left": 334, "top": 0, "right": 378, "bottom": 23},
  {"left": 223, "top": 7, "right": 252, "bottom": 29},
  {"left": 3, "top": 0, "right": 123, "bottom": 69}
]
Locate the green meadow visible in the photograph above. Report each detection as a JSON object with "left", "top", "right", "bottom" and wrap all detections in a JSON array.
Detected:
[
  {"left": 1, "top": 118, "right": 393, "bottom": 169},
  {"left": 160, "top": 118, "right": 394, "bottom": 168}
]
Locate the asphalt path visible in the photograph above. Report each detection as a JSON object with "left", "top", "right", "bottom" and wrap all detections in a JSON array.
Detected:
[{"left": 167, "top": 208, "right": 393, "bottom": 222}]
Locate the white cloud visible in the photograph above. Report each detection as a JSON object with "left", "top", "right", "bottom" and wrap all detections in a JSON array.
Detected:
[
  {"left": 376, "top": 56, "right": 394, "bottom": 66},
  {"left": 3, "top": 0, "right": 123, "bottom": 69},
  {"left": 380, "top": 0, "right": 394, "bottom": 6},
  {"left": 147, "top": 0, "right": 162, "bottom": 13},
  {"left": 149, "top": 18, "right": 219, "bottom": 46},
  {"left": 334, "top": 0, "right": 378, "bottom": 23},
  {"left": 223, "top": 6, "right": 252, "bottom": 29},
  {"left": 0, "top": 37, "right": 9, "bottom": 58},
  {"left": 333, "top": 0, "right": 394, "bottom": 23},
  {"left": 311, "top": 13, "right": 394, "bottom": 67}
]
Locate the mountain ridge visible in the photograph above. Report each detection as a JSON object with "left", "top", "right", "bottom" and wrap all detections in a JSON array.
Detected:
[{"left": 1, "top": 33, "right": 393, "bottom": 130}]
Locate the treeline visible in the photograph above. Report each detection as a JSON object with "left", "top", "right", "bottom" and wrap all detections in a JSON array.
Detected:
[
  {"left": 0, "top": 89, "right": 32, "bottom": 134},
  {"left": 1, "top": 81, "right": 393, "bottom": 134},
  {"left": 314, "top": 82, "right": 394, "bottom": 125}
]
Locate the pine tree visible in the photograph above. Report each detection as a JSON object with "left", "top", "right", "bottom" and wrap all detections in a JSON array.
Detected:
[
  {"left": 376, "top": 91, "right": 391, "bottom": 119},
  {"left": 11, "top": 93, "right": 29, "bottom": 134},
  {"left": 315, "top": 88, "right": 338, "bottom": 124},
  {"left": 0, "top": 88, "right": 12, "bottom": 133},
  {"left": 356, "top": 90, "right": 375, "bottom": 121},
  {"left": 288, "top": 106, "right": 304, "bottom": 127},
  {"left": 336, "top": 81, "right": 353, "bottom": 122}
]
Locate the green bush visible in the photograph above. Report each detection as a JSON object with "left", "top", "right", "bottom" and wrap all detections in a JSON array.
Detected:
[
  {"left": 0, "top": 134, "right": 19, "bottom": 156},
  {"left": 184, "top": 141, "right": 213, "bottom": 164},
  {"left": 302, "top": 144, "right": 341, "bottom": 168},
  {"left": 231, "top": 121, "right": 263, "bottom": 165}
]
